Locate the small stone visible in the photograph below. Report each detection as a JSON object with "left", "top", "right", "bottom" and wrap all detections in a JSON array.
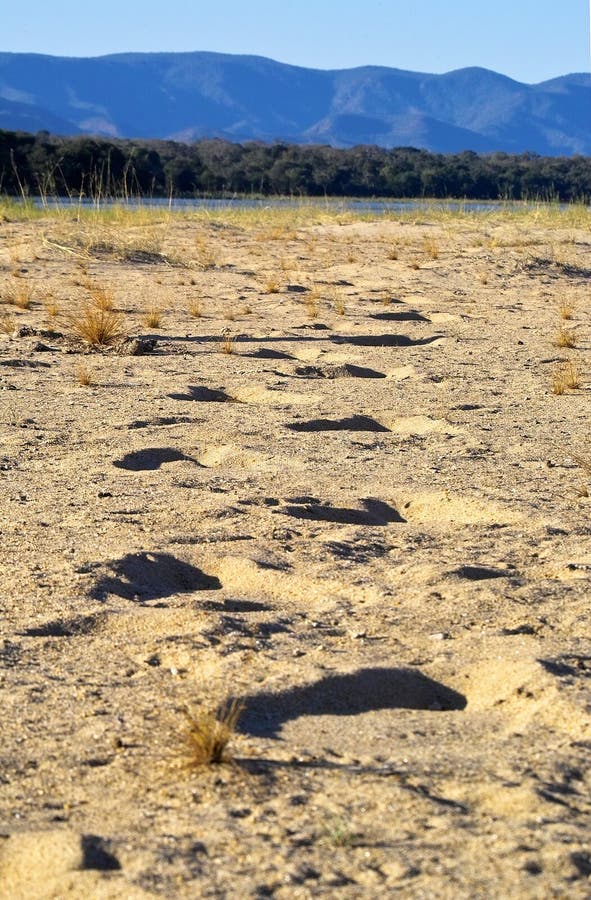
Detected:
[
  {"left": 117, "top": 337, "right": 157, "bottom": 355},
  {"left": 13, "top": 325, "right": 37, "bottom": 338},
  {"left": 428, "top": 631, "right": 451, "bottom": 640}
]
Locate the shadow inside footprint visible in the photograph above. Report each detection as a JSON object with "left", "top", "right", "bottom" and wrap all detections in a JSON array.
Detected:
[
  {"left": 90, "top": 552, "right": 221, "bottom": 601},
  {"left": 244, "top": 348, "right": 295, "bottom": 360},
  {"left": 294, "top": 363, "right": 386, "bottom": 379},
  {"left": 370, "top": 310, "right": 430, "bottom": 322},
  {"left": 240, "top": 667, "right": 467, "bottom": 737},
  {"left": 332, "top": 334, "right": 442, "bottom": 347},
  {"left": 279, "top": 497, "right": 405, "bottom": 525},
  {"left": 21, "top": 613, "right": 106, "bottom": 638},
  {"left": 451, "top": 565, "right": 511, "bottom": 581},
  {"left": 286, "top": 414, "right": 389, "bottom": 433},
  {"left": 113, "top": 448, "right": 199, "bottom": 471},
  {"left": 81, "top": 836, "right": 121, "bottom": 871},
  {"left": 169, "top": 385, "right": 233, "bottom": 402},
  {"left": 201, "top": 598, "right": 272, "bottom": 613}
]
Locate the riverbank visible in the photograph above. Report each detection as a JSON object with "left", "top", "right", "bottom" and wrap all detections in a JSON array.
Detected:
[{"left": 1, "top": 205, "right": 590, "bottom": 897}]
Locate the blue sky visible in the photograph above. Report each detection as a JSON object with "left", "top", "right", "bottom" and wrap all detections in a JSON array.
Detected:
[{"left": 2, "top": 0, "right": 589, "bottom": 83}]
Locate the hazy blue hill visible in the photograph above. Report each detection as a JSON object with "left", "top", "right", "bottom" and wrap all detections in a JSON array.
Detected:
[
  {"left": 0, "top": 51, "right": 588, "bottom": 154},
  {"left": 0, "top": 95, "right": 82, "bottom": 135}
]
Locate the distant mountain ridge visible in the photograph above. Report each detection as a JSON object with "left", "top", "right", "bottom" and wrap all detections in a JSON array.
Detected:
[{"left": 0, "top": 51, "right": 589, "bottom": 155}]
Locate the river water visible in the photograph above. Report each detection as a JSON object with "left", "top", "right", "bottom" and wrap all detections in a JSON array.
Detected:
[{"left": 26, "top": 196, "right": 553, "bottom": 214}]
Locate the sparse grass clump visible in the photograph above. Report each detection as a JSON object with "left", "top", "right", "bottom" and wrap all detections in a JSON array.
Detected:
[
  {"left": 87, "top": 281, "right": 115, "bottom": 311},
  {"left": 551, "top": 368, "right": 567, "bottom": 395},
  {"left": 558, "top": 299, "right": 575, "bottom": 320},
  {"left": 76, "top": 363, "right": 94, "bottom": 386},
  {"left": 322, "top": 817, "right": 360, "bottom": 849},
  {"left": 3, "top": 284, "right": 33, "bottom": 309},
  {"left": 0, "top": 312, "right": 15, "bottom": 334},
  {"left": 573, "top": 454, "right": 591, "bottom": 475},
  {"left": 555, "top": 327, "right": 577, "bottom": 349},
  {"left": 67, "top": 303, "right": 126, "bottom": 347},
  {"left": 194, "top": 237, "right": 217, "bottom": 270},
  {"left": 552, "top": 361, "right": 581, "bottom": 394},
  {"left": 189, "top": 298, "right": 203, "bottom": 318},
  {"left": 220, "top": 330, "right": 236, "bottom": 355},
  {"left": 332, "top": 291, "right": 346, "bottom": 316},
  {"left": 423, "top": 237, "right": 440, "bottom": 259},
  {"left": 563, "top": 361, "right": 581, "bottom": 390},
  {"left": 305, "top": 294, "right": 320, "bottom": 319},
  {"left": 183, "top": 698, "right": 244, "bottom": 767},
  {"left": 263, "top": 276, "right": 281, "bottom": 294},
  {"left": 144, "top": 306, "right": 163, "bottom": 328},
  {"left": 43, "top": 295, "right": 60, "bottom": 318}
]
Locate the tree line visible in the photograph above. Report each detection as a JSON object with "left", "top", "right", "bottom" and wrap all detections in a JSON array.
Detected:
[{"left": 1, "top": 130, "right": 590, "bottom": 201}]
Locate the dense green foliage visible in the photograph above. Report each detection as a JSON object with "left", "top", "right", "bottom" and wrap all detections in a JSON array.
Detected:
[{"left": 1, "top": 130, "right": 590, "bottom": 201}]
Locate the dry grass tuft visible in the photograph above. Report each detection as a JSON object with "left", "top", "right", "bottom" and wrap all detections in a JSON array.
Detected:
[
  {"left": 189, "top": 298, "right": 203, "bottom": 318},
  {"left": 67, "top": 303, "right": 127, "bottom": 347},
  {"left": 555, "top": 328, "right": 577, "bottom": 349},
  {"left": 551, "top": 368, "right": 567, "bottom": 395},
  {"left": 0, "top": 312, "right": 15, "bottom": 334},
  {"left": 558, "top": 299, "right": 575, "bottom": 320},
  {"left": 305, "top": 294, "right": 320, "bottom": 319},
  {"left": 87, "top": 281, "right": 115, "bottom": 311},
  {"left": 552, "top": 361, "right": 581, "bottom": 394},
  {"left": 332, "top": 291, "right": 346, "bottom": 316},
  {"left": 573, "top": 454, "right": 591, "bottom": 476},
  {"left": 563, "top": 361, "right": 581, "bottom": 390},
  {"left": 220, "top": 330, "right": 236, "bottom": 355},
  {"left": 194, "top": 237, "right": 217, "bottom": 270},
  {"left": 43, "top": 296, "right": 60, "bottom": 318},
  {"left": 423, "top": 238, "right": 440, "bottom": 260},
  {"left": 183, "top": 698, "right": 244, "bottom": 767},
  {"left": 76, "top": 363, "right": 94, "bottom": 386},
  {"left": 144, "top": 307, "right": 163, "bottom": 328},
  {"left": 4, "top": 284, "right": 33, "bottom": 309},
  {"left": 263, "top": 276, "right": 281, "bottom": 294}
]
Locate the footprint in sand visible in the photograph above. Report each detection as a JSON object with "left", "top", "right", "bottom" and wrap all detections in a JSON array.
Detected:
[
  {"left": 198, "top": 443, "right": 268, "bottom": 470},
  {"left": 277, "top": 496, "right": 405, "bottom": 525},
  {"left": 286, "top": 414, "right": 389, "bottom": 433},
  {"left": 90, "top": 552, "right": 221, "bottom": 601},
  {"left": 387, "top": 365, "right": 416, "bottom": 381},
  {"left": 462, "top": 653, "right": 589, "bottom": 739},
  {"left": 169, "top": 385, "right": 233, "bottom": 402},
  {"left": 231, "top": 386, "right": 317, "bottom": 405},
  {"left": 401, "top": 490, "right": 521, "bottom": 526},
  {"left": 113, "top": 447, "right": 199, "bottom": 470},
  {"left": 292, "top": 362, "right": 386, "bottom": 379},
  {"left": 383, "top": 415, "right": 463, "bottom": 436}
]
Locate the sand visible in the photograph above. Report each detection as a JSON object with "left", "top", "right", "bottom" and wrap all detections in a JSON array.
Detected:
[{"left": 0, "top": 203, "right": 590, "bottom": 898}]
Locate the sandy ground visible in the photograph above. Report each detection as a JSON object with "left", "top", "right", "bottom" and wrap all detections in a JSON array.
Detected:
[{"left": 0, "top": 203, "right": 590, "bottom": 898}]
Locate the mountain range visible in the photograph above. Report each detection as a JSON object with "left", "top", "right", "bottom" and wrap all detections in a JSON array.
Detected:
[{"left": 0, "top": 51, "right": 589, "bottom": 155}]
